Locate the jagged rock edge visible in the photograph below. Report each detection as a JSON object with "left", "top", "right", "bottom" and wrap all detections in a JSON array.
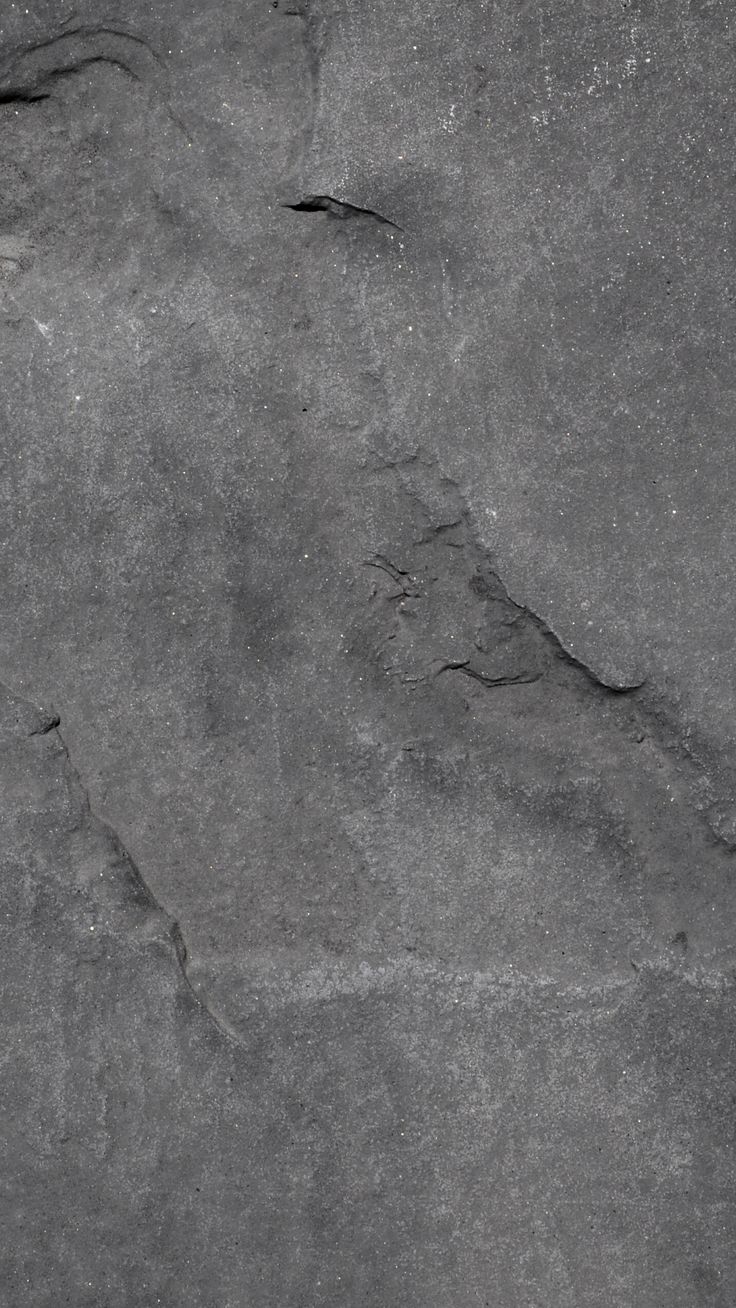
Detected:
[
  {"left": 385, "top": 462, "right": 736, "bottom": 859},
  {"left": 479, "top": 558, "right": 645, "bottom": 693},
  {"left": 45, "top": 717, "right": 243, "bottom": 1046}
]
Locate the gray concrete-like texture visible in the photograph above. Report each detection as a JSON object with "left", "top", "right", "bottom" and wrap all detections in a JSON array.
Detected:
[{"left": 1, "top": 1, "right": 735, "bottom": 1303}]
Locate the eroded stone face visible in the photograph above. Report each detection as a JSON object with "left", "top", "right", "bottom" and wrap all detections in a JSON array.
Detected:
[{"left": 1, "top": 3, "right": 735, "bottom": 1304}]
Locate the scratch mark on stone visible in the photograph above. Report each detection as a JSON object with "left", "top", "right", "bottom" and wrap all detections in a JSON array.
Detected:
[{"left": 281, "top": 0, "right": 324, "bottom": 172}]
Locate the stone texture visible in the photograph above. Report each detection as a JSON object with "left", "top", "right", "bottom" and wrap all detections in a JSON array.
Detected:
[{"left": 1, "top": 2, "right": 735, "bottom": 1303}]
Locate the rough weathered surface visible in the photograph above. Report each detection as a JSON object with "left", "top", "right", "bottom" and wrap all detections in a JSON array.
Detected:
[{"left": 1, "top": 2, "right": 735, "bottom": 1303}]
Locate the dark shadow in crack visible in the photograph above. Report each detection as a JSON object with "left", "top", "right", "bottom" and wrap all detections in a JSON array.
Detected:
[{"left": 283, "top": 194, "right": 403, "bottom": 231}]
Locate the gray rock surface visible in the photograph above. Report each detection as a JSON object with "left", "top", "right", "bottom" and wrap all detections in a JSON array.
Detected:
[{"left": 1, "top": 1, "right": 735, "bottom": 1303}]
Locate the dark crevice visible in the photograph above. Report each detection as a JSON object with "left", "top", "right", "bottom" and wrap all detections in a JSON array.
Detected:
[
  {"left": 0, "top": 24, "right": 192, "bottom": 141},
  {"left": 0, "top": 55, "right": 141, "bottom": 104},
  {"left": 0, "top": 89, "right": 50, "bottom": 104},
  {"left": 28, "top": 713, "right": 61, "bottom": 735},
  {"left": 283, "top": 195, "right": 403, "bottom": 231},
  {"left": 455, "top": 663, "right": 543, "bottom": 689},
  {"left": 454, "top": 512, "right": 645, "bottom": 695},
  {"left": 364, "top": 555, "right": 420, "bottom": 598},
  {"left": 407, "top": 470, "right": 645, "bottom": 694},
  {"left": 494, "top": 575, "right": 646, "bottom": 695}
]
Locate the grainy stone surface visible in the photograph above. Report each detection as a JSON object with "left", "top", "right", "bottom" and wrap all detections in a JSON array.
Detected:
[{"left": 1, "top": 2, "right": 735, "bottom": 1304}]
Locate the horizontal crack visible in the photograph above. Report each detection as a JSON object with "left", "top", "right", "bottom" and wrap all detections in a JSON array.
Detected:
[
  {"left": 0, "top": 89, "right": 50, "bottom": 104},
  {"left": 282, "top": 194, "right": 403, "bottom": 231},
  {"left": 442, "top": 662, "right": 544, "bottom": 689}
]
